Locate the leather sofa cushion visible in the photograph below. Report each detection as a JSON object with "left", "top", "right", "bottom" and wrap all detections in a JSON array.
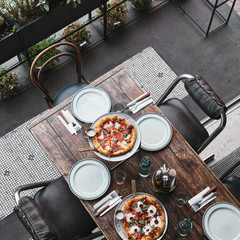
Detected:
[{"left": 14, "top": 196, "right": 57, "bottom": 240}]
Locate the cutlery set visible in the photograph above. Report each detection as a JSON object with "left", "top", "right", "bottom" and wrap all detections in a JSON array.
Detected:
[
  {"left": 93, "top": 190, "right": 122, "bottom": 217},
  {"left": 188, "top": 186, "right": 217, "bottom": 212}
]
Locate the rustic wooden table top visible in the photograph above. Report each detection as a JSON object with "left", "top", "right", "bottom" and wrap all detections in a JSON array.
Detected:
[{"left": 28, "top": 64, "right": 240, "bottom": 240}]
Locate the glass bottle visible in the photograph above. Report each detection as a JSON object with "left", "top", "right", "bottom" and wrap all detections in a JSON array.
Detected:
[
  {"left": 177, "top": 218, "right": 192, "bottom": 236},
  {"left": 139, "top": 155, "right": 151, "bottom": 178}
]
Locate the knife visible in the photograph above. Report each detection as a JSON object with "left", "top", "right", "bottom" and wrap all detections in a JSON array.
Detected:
[
  {"left": 100, "top": 197, "right": 122, "bottom": 217},
  {"left": 93, "top": 190, "right": 119, "bottom": 212},
  {"left": 95, "top": 196, "right": 122, "bottom": 217},
  {"left": 126, "top": 92, "right": 150, "bottom": 109},
  {"left": 190, "top": 186, "right": 216, "bottom": 206}
]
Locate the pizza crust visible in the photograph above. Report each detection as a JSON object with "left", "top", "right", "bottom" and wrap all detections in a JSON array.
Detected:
[{"left": 92, "top": 116, "right": 137, "bottom": 156}]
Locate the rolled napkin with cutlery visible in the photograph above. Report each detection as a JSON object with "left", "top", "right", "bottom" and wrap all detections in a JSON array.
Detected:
[
  {"left": 188, "top": 186, "right": 217, "bottom": 212},
  {"left": 58, "top": 110, "right": 81, "bottom": 135},
  {"left": 129, "top": 96, "right": 153, "bottom": 114},
  {"left": 93, "top": 190, "right": 122, "bottom": 217}
]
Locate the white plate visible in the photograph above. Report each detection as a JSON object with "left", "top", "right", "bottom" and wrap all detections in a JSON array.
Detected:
[
  {"left": 68, "top": 158, "right": 110, "bottom": 200},
  {"left": 203, "top": 202, "right": 240, "bottom": 240},
  {"left": 71, "top": 87, "right": 111, "bottom": 123},
  {"left": 114, "top": 192, "right": 168, "bottom": 240},
  {"left": 136, "top": 113, "right": 172, "bottom": 151},
  {"left": 89, "top": 112, "right": 141, "bottom": 162}
]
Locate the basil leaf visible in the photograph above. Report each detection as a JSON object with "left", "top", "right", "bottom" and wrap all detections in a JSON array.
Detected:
[
  {"left": 111, "top": 139, "right": 118, "bottom": 143},
  {"left": 152, "top": 225, "right": 156, "bottom": 229},
  {"left": 119, "top": 127, "right": 125, "bottom": 131},
  {"left": 128, "top": 222, "right": 133, "bottom": 227},
  {"left": 139, "top": 220, "right": 145, "bottom": 225},
  {"left": 101, "top": 140, "right": 105, "bottom": 145},
  {"left": 141, "top": 205, "right": 149, "bottom": 211},
  {"left": 135, "top": 202, "right": 138, "bottom": 208}
]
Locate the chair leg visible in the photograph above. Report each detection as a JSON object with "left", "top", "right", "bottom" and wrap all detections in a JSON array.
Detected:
[{"left": 203, "top": 153, "right": 215, "bottom": 164}]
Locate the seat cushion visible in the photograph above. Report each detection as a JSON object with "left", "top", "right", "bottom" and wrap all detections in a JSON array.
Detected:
[
  {"left": 53, "top": 83, "right": 88, "bottom": 107},
  {"left": 159, "top": 98, "right": 209, "bottom": 152},
  {"left": 222, "top": 175, "right": 240, "bottom": 202},
  {"left": 34, "top": 177, "right": 96, "bottom": 240},
  {"left": 14, "top": 196, "right": 57, "bottom": 240}
]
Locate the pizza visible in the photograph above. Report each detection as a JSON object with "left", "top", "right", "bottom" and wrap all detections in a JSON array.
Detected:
[
  {"left": 92, "top": 116, "right": 137, "bottom": 156},
  {"left": 122, "top": 195, "right": 165, "bottom": 240}
]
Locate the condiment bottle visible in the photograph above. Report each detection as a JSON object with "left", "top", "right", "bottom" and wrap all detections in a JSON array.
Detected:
[{"left": 139, "top": 155, "right": 151, "bottom": 178}]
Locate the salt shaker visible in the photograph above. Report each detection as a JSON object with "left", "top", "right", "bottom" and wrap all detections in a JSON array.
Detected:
[
  {"left": 139, "top": 155, "right": 151, "bottom": 178},
  {"left": 177, "top": 218, "right": 192, "bottom": 236}
]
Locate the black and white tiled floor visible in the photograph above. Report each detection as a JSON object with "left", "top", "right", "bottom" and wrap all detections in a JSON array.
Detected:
[{"left": 0, "top": 46, "right": 183, "bottom": 220}]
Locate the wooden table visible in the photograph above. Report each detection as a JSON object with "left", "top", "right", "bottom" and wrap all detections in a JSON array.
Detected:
[{"left": 28, "top": 64, "right": 240, "bottom": 239}]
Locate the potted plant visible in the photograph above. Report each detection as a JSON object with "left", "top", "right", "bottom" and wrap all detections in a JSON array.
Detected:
[
  {"left": 20, "top": 35, "right": 61, "bottom": 70},
  {"left": 0, "top": 66, "right": 19, "bottom": 99},
  {"left": 61, "top": 21, "right": 91, "bottom": 50},
  {"left": 130, "top": 0, "right": 151, "bottom": 11},
  {"left": 97, "top": 0, "right": 128, "bottom": 32}
]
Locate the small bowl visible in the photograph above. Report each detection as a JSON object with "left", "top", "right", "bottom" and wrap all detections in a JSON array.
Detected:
[
  {"left": 115, "top": 210, "right": 125, "bottom": 220},
  {"left": 85, "top": 128, "right": 96, "bottom": 138}
]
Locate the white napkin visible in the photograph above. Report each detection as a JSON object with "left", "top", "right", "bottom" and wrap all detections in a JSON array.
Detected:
[
  {"left": 129, "top": 96, "right": 153, "bottom": 114},
  {"left": 93, "top": 190, "right": 118, "bottom": 211},
  {"left": 64, "top": 110, "right": 82, "bottom": 133},
  {"left": 100, "top": 198, "right": 122, "bottom": 217},
  {"left": 188, "top": 187, "right": 210, "bottom": 206},
  {"left": 188, "top": 187, "right": 217, "bottom": 212},
  {"left": 58, "top": 115, "right": 75, "bottom": 135}
]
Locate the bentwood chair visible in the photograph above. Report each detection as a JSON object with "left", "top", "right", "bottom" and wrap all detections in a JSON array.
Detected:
[
  {"left": 30, "top": 42, "right": 89, "bottom": 109},
  {"left": 14, "top": 177, "right": 102, "bottom": 240},
  {"left": 157, "top": 74, "right": 227, "bottom": 154}
]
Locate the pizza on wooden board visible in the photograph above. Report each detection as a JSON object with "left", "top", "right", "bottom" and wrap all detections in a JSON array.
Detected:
[
  {"left": 92, "top": 116, "right": 137, "bottom": 156},
  {"left": 122, "top": 195, "right": 165, "bottom": 240}
]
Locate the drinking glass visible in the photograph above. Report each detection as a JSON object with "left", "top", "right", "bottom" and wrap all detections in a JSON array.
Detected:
[
  {"left": 177, "top": 218, "right": 192, "bottom": 236},
  {"left": 114, "top": 170, "right": 126, "bottom": 185},
  {"left": 176, "top": 193, "right": 188, "bottom": 207},
  {"left": 113, "top": 103, "right": 124, "bottom": 112}
]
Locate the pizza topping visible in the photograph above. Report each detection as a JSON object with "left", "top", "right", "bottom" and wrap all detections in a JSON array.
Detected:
[
  {"left": 129, "top": 226, "right": 140, "bottom": 234},
  {"left": 143, "top": 225, "right": 152, "bottom": 235},
  {"left": 126, "top": 213, "right": 135, "bottom": 222},
  {"left": 147, "top": 205, "right": 157, "bottom": 216},
  {"left": 98, "top": 134, "right": 104, "bottom": 140},
  {"left": 150, "top": 216, "right": 162, "bottom": 228},
  {"left": 105, "top": 145, "right": 111, "bottom": 150},
  {"left": 111, "top": 139, "right": 118, "bottom": 143},
  {"left": 115, "top": 122, "right": 121, "bottom": 129},
  {"left": 100, "top": 140, "right": 106, "bottom": 145}
]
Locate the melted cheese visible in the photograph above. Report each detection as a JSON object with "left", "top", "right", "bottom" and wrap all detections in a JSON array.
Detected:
[
  {"left": 135, "top": 201, "right": 144, "bottom": 212},
  {"left": 120, "top": 140, "right": 128, "bottom": 149},
  {"left": 115, "top": 122, "right": 121, "bottom": 129},
  {"left": 129, "top": 225, "right": 140, "bottom": 234},
  {"left": 125, "top": 213, "right": 135, "bottom": 222},
  {"left": 98, "top": 134, "right": 104, "bottom": 140},
  {"left": 147, "top": 205, "right": 157, "bottom": 216},
  {"left": 143, "top": 224, "right": 152, "bottom": 235},
  {"left": 150, "top": 216, "right": 161, "bottom": 228},
  {"left": 105, "top": 122, "right": 113, "bottom": 127},
  {"left": 106, "top": 146, "right": 111, "bottom": 150}
]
